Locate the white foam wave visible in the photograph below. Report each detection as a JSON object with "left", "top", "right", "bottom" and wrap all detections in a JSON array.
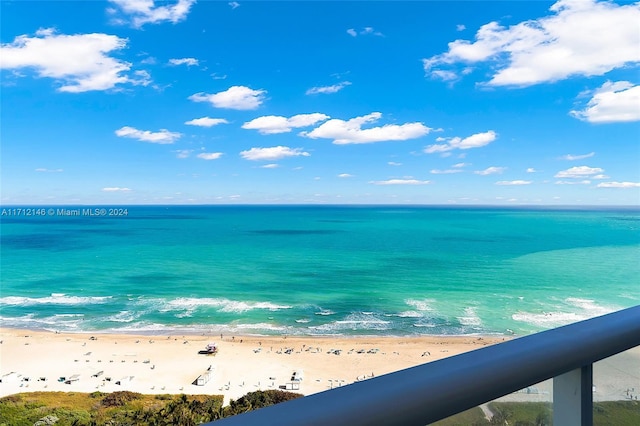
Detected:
[
  {"left": 395, "top": 310, "right": 423, "bottom": 318},
  {"left": 0, "top": 295, "right": 112, "bottom": 306},
  {"left": 106, "top": 311, "right": 138, "bottom": 323},
  {"left": 233, "top": 323, "right": 291, "bottom": 332},
  {"left": 295, "top": 319, "right": 311, "bottom": 323},
  {"left": 159, "top": 297, "right": 291, "bottom": 313},
  {"left": 310, "top": 313, "right": 391, "bottom": 332},
  {"left": 512, "top": 298, "right": 618, "bottom": 329},
  {"left": 314, "top": 309, "right": 336, "bottom": 316},
  {"left": 405, "top": 299, "right": 435, "bottom": 312},
  {"left": 457, "top": 307, "right": 482, "bottom": 327}
]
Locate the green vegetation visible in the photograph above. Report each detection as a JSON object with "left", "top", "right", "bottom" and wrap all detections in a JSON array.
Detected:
[
  {"left": 0, "top": 390, "right": 302, "bottom": 425},
  {"left": 2, "top": 393, "right": 639, "bottom": 425}
]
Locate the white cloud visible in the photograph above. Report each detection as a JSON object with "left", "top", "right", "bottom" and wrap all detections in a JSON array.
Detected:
[
  {"left": 197, "top": 152, "right": 223, "bottom": 160},
  {"left": 526, "top": 168, "right": 537, "bottom": 173},
  {"left": 555, "top": 180, "right": 591, "bottom": 185},
  {"left": 560, "top": 152, "right": 595, "bottom": 161},
  {"left": 338, "top": 173, "right": 353, "bottom": 178},
  {"left": 423, "top": 0, "right": 640, "bottom": 86},
  {"left": 456, "top": 24, "right": 466, "bottom": 32},
  {"left": 109, "top": 0, "right": 195, "bottom": 28},
  {"left": 228, "top": 1, "right": 240, "bottom": 9},
  {"left": 240, "top": 146, "right": 310, "bottom": 161},
  {"left": 453, "top": 162, "right": 470, "bottom": 168},
  {"left": 369, "top": 179, "right": 431, "bottom": 185},
  {"left": 175, "top": 149, "right": 192, "bottom": 158},
  {"left": 103, "top": 187, "right": 132, "bottom": 192},
  {"left": 185, "top": 117, "right": 229, "bottom": 127},
  {"left": 301, "top": 112, "right": 431, "bottom": 144},
  {"left": 570, "top": 81, "right": 640, "bottom": 123},
  {"left": 474, "top": 166, "right": 506, "bottom": 175},
  {"left": 261, "top": 163, "right": 279, "bottom": 169},
  {"left": 168, "top": 57, "right": 198, "bottom": 66},
  {"left": 592, "top": 174, "right": 609, "bottom": 180},
  {"left": 115, "top": 126, "right": 181, "bottom": 144},
  {"left": 242, "top": 113, "right": 329, "bottom": 134},
  {"left": 347, "top": 27, "right": 384, "bottom": 37},
  {"left": 189, "top": 86, "right": 266, "bottom": 110},
  {"left": 425, "top": 130, "right": 497, "bottom": 153},
  {"left": 306, "top": 81, "right": 352, "bottom": 95},
  {"left": 554, "top": 166, "right": 604, "bottom": 178},
  {"left": 430, "top": 169, "right": 463, "bottom": 174},
  {"left": 0, "top": 29, "right": 147, "bottom": 92},
  {"left": 597, "top": 181, "right": 640, "bottom": 188},
  {"left": 35, "top": 168, "right": 63, "bottom": 172},
  {"left": 211, "top": 73, "right": 227, "bottom": 80},
  {"left": 388, "top": 161, "right": 402, "bottom": 166},
  {"left": 496, "top": 180, "right": 532, "bottom": 185}
]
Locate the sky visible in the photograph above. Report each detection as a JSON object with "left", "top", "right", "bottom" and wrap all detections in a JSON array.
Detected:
[{"left": 1, "top": 0, "right": 639, "bottom": 206}]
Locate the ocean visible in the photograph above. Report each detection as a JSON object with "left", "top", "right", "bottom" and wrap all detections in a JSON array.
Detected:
[{"left": 1, "top": 205, "right": 639, "bottom": 337}]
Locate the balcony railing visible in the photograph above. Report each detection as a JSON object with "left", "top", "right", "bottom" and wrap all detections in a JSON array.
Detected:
[{"left": 206, "top": 305, "right": 640, "bottom": 426}]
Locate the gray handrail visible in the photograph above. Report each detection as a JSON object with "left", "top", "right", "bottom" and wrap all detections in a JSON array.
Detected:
[{"left": 206, "top": 305, "right": 640, "bottom": 426}]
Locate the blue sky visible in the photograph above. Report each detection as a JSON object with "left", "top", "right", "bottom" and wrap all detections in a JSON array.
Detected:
[{"left": 1, "top": 0, "right": 639, "bottom": 205}]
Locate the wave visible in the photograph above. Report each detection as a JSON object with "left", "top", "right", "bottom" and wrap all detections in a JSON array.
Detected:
[
  {"left": 314, "top": 309, "right": 336, "bottom": 316},
  {"left": 0, "top": 294, "right": 112, "bottom": 306},
  {"left": 405, "top": 298, "right": 435, "bottom": 312},
  {"left": 512, "top": 297, "right": 618, "bottom": 329},
  {"left": 457, "top": 307, "right": 482, "bottom": 327},
  {"left": 309, "top": 312, "right": 392, "bottom": 333},
  {"left": 153, "top": 297, "right": 292, "bottom": 314}
]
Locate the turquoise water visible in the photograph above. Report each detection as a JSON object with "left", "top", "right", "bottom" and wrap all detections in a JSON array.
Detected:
[{"left": 1, "top": 206, "right": 639, "bottom": 336}]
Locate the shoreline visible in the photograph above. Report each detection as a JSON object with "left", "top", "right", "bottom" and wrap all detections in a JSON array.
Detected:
[{"left": 2, "top": 328, "right": 638, "bottom": 405}]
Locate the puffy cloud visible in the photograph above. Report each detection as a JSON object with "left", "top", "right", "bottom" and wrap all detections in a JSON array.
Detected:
[
  {"left": 570, "top": 81, "right": 640, "bottom": 123},
  {"left": 456, "top": 24, "right": 466, "bottom": 32},
  {"left": 0, "top": 29, "right": 147, "bottom": 92},
  {"left": 240, "top": 146, "right": 310, "bottom": 161},
  {"left": 597, "top": 181, "right": 640, "bottom": 188},
  {"left": 424, "top": 130, "right": 497, "bottom": 153},
  {"left": 260, "top": 164, "right": 279, "bottom": 169},
  {"left": 496, "top": 180, "right": 532, "bottom": 185},
  {"left": 346, "top": 29, "right": 357, "bottom": 37},
  {"left": 242, "top": 113, "right": 329, "bottom": 134},
  {"left": 338, "top": 173, "right": 353, "bottom": 178},
  {"left": 559, "top": 152, "right": 595, "bottom": 161},
  {"left": 474, "top": 166, "right": 506, "bottom": 175},
  {"left": 301, "top": 112, "right": 431, "bottom": 144},
  {"left": 526, "top": 168, "right": 537, "bottom": 173},
  {"left": 103, "top": 187, "right": 132, "bottom": 192},
  {"left": 197, "top": 152, "right": 223, "bottom": 160},
  {"left": 115, "top": 126, "right": 181, "bottom": 144},
  {"left": 554, "top": 166, "right": 604, "bottom": 178},
  {"left": 388, "top": 162, "right": 402, "bottom": 166},
  {"left": 168, "top": 57, "right": 198, "bottom": 66},
  {"left": 189, "top": 86, "right": 266, "bottom": 110},
  {"left": 109, "top": 0, "right": 195, "bottom": 28},
  {"left": 306, "top": 81, "right": 351, "bottom": 95},
  {"left": 185, "top": 117, "right": 229, "bottom": 127},
  {"left": 423, "top": 0, "right": 640, "bottom": 86},
  {"left": 369, "top": 179, "right": 431, "bottom": 185}
]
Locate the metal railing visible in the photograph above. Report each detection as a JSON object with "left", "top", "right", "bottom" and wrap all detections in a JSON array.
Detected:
[{"left": 206, "top": 305, "right": 640, "bottom": 426}]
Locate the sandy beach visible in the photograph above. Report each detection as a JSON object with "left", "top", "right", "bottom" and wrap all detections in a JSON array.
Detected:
[{"left": 1, "top": 328, "right": 638, "bottom": 405}]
